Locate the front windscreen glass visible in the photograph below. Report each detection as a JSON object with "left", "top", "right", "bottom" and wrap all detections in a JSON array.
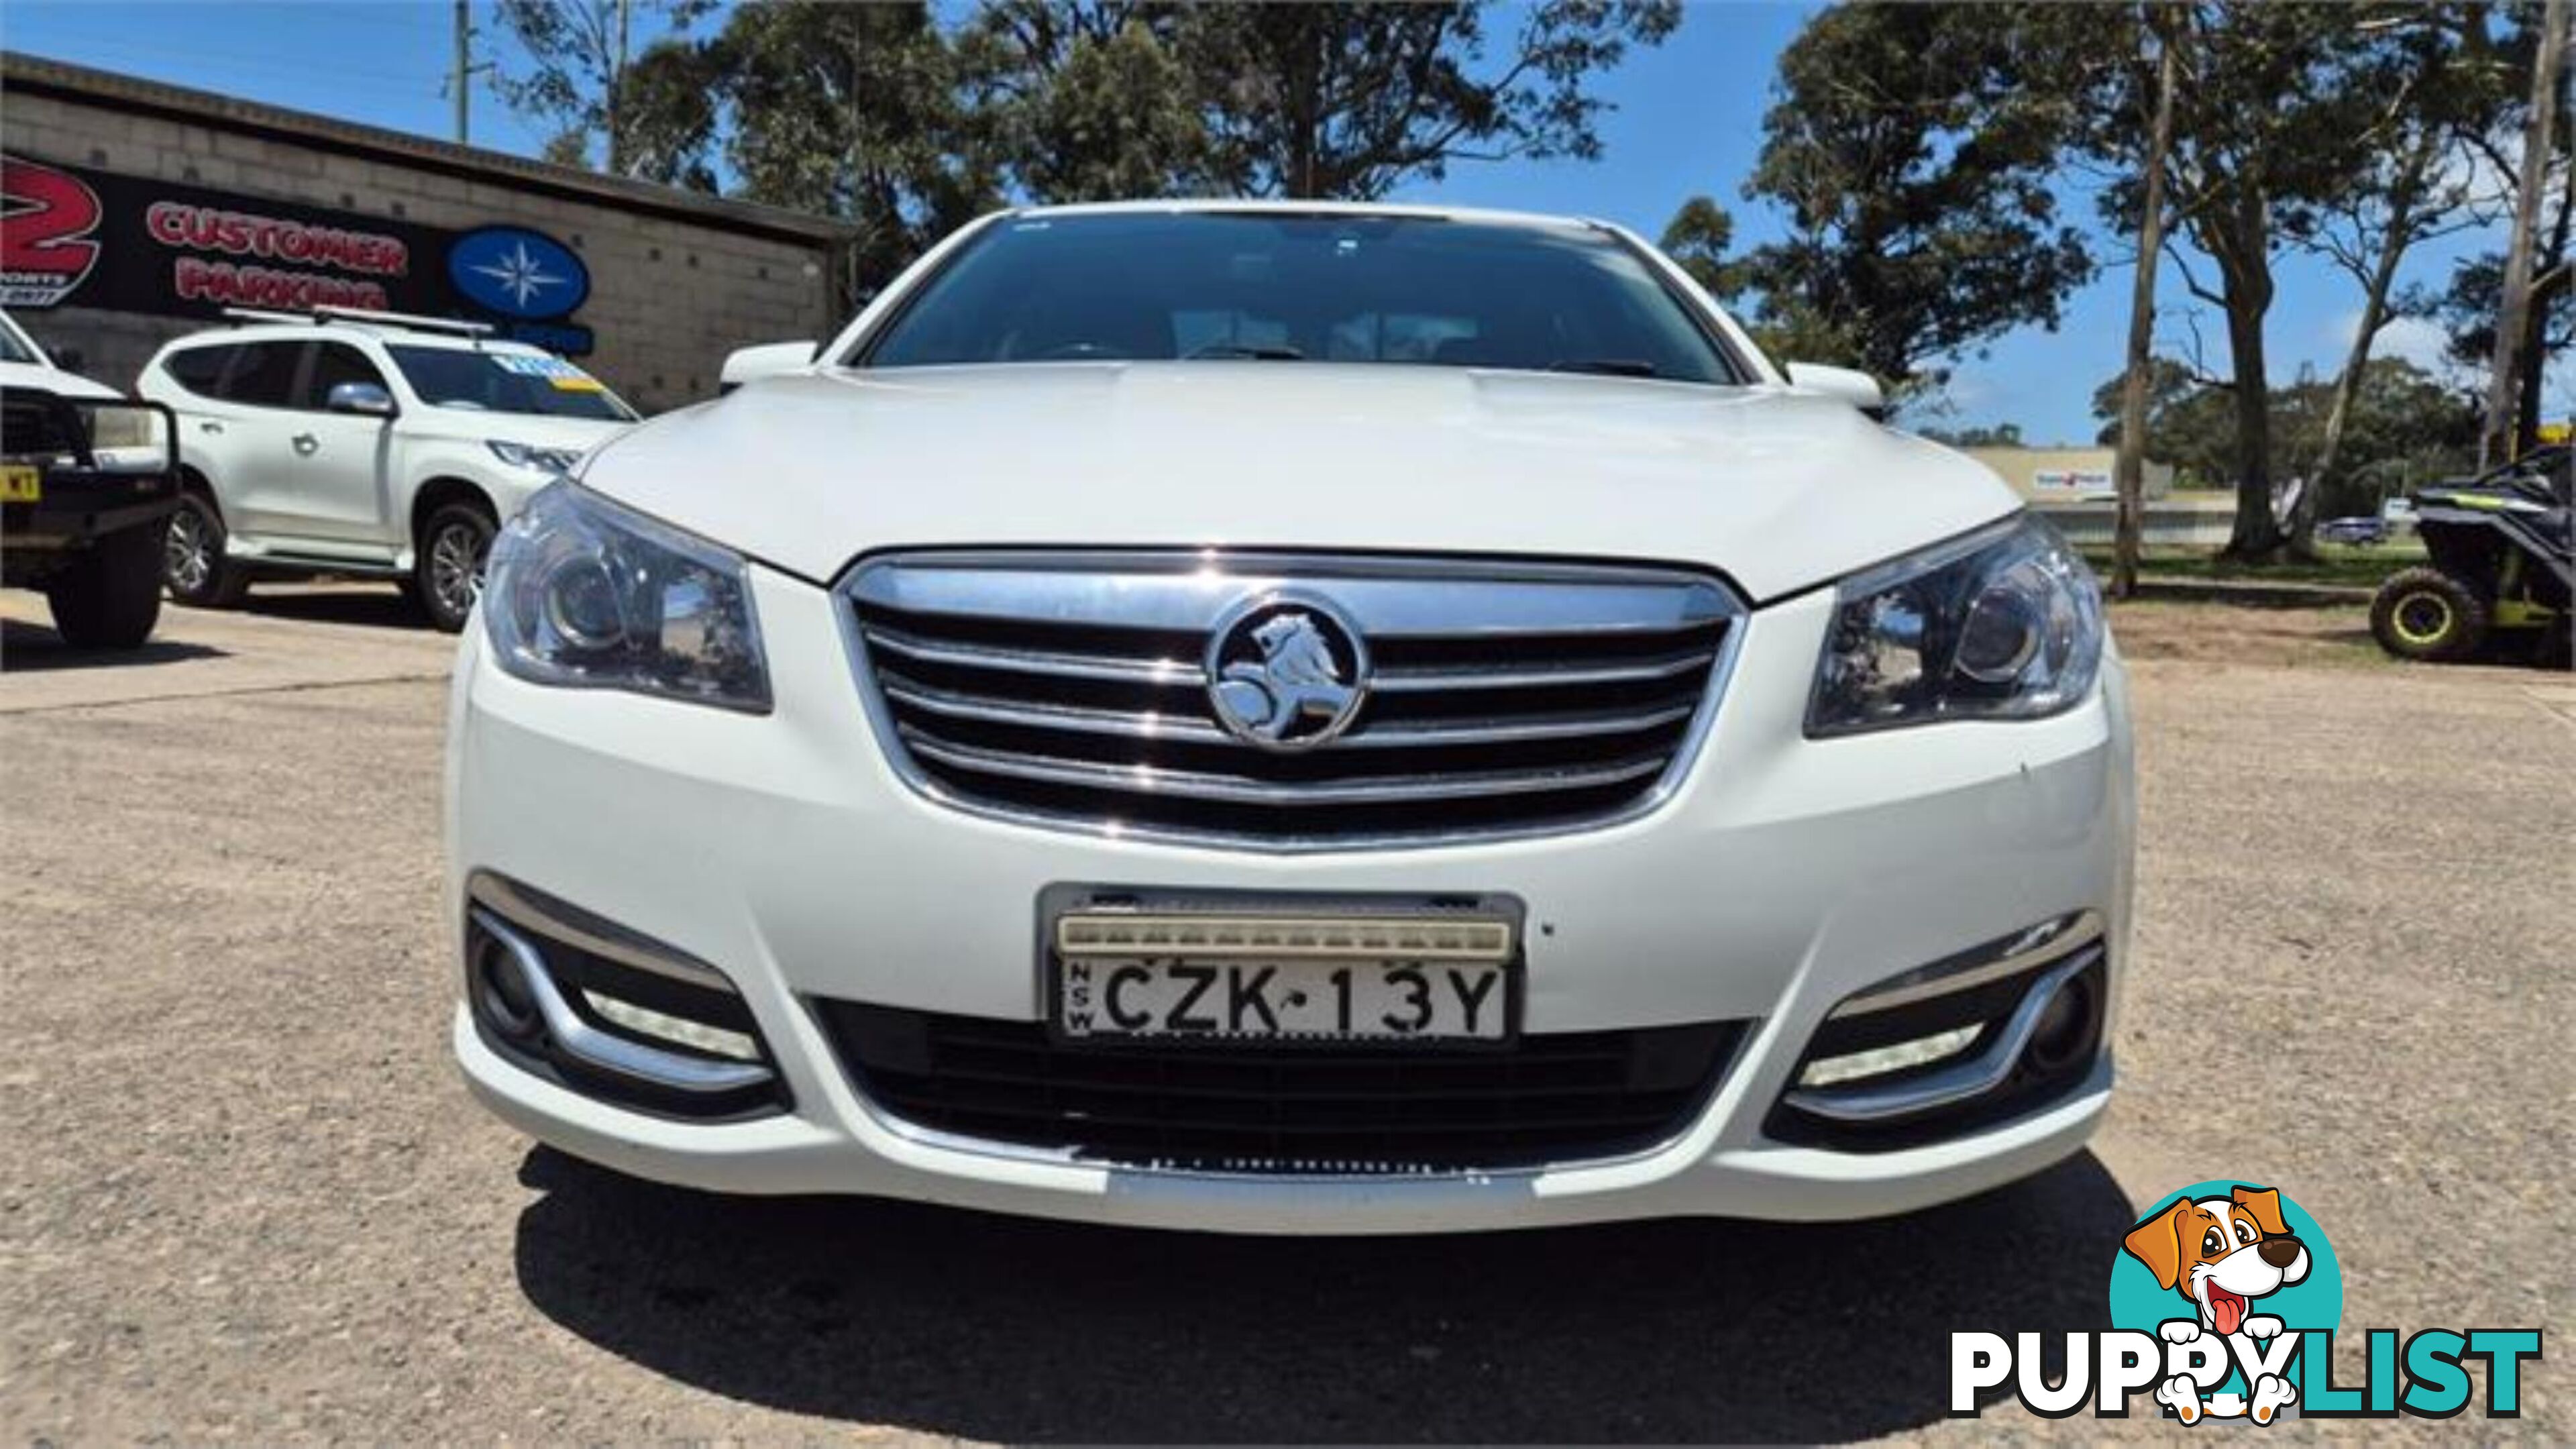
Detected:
[
  {"left": 860, "top": 211, "right": 1741, "bottom": 385},
  {"left": 387, "top": 346, "right": 637, "bottom": 421},
  {"left": 0, "top": 316, "right": 44, "bottom": 366}
]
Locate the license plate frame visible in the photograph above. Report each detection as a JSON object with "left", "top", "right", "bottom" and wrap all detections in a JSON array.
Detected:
[{"left": 1039, "top": 887, "right": 1525, "bottom": 1051}]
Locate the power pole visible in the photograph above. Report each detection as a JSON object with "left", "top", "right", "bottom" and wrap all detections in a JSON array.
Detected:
[
  {"left": 606, "top": 0, "right": 633, "bottom": 174},
  {"left": 2114, "top": 10, "right": 2182, "bottom": 600},
  {"left": 2483, "top": 0, "right": 2569, "bottom": 465},
  {"left": 453, "top": 0, "right": 472, "bottom": 144}
]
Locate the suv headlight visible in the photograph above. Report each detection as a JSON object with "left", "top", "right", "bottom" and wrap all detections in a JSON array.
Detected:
[
  {"left": 1807, "top": 514, "right": 2102, "bottom": 737},
  {"left": 488, "top": 439, "right": 584, "bottom": 474},
  {"left": 483, "top": 483, "right": 770, "bottom": 712}
]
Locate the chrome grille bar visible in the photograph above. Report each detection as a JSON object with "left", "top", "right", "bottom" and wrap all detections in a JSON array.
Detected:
[
  {"left": 899, "top": 729, "right": 1674, "bottom": 806},
  {"left": 837, "top": 550, "right": 1744, "bottom": 849}
]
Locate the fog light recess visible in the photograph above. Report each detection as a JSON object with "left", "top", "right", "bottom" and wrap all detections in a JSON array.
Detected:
[
  {"left": 462, "top": 874, "right": 789, "bottom": 1120},
  {"left": 1768, "top": 912, "right": 2107, "bottom": 1152}
]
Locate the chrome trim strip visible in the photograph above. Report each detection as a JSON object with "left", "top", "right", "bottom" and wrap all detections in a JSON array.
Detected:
[
  {"left": 863, "top": 623, "right": 1198, "bottom": 686},
  {"left": 1366, "top": 650, "right": 1717, "bottom": 692},
  {"left": 865, "top": 625, "right": 1718, "bottom": 694},
  {"left": 1780, "top": 949, "right": 2099, "bottom": 1124},
  {"left": 833, "top": 548, "right": 1750, "bottom": 854},
  {"left": 1825, "top": 911, "right": 2103, "bottom": 1019},
  {"left": 901, "top": 728, "right": 1669, "bottom": 806},
  {"left": 879, "top": 669, "right": 1697, "bottom": 748},
  {"left": 466, "top": 871, "right": 734, "bottom": 992},
  {"left": 847, "top": 551, "right": 1735, "bottom": 637},
  {"left": 472, "top": 909, "right": 773, "bottom": 1095}
]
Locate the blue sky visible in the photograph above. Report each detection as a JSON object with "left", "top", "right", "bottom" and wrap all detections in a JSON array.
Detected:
[{"left": 3, "top": 0, "right": 2534, "bottom": 442}]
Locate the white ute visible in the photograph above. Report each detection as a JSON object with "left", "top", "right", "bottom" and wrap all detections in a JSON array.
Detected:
[
  {"left": 447, "top": 203, "right": 2135, "bottom": 1234},
  {"left": 136, "top": 307, "right": 636, "bottom": 631}
]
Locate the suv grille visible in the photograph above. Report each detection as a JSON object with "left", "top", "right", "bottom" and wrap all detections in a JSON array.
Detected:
[
  {"left": 839, "top": 551, "right": 1741, "bottom": 849},
  {"left": 818, "top": 1002, "right": 1750, "bottom": 1175}
]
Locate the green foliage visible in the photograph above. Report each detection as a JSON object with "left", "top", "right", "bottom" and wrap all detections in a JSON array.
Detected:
[
  {"left": 576, "top": 1, "right": 1674, "bottom": 300},
  {"left": 1917, "top": 421, "right": 2026, "bottom": 449},
  {"left": 1656, "top": 195, "right": 1739, "bottom": 300},
  {"left": 618, "top": 40, "right": 722, "bottom": 191},
  {"left": 491, "top": 0, "right": 715, "bottom": 174},
  {"left": 1724, "top": 4, "right": 2094, "bottom": 395},
  {"left": 716, "top": 1, "right": 1005, "bottom": 298},
  {"left": 2091, "top": 356, "right": 2479, "bottom": 515},
  {"left": 1176, "top": 1, "right": 1678, "bottom": 200},
  {"left": 963, "top": 2, "right": 1211, "bottom": 203}
]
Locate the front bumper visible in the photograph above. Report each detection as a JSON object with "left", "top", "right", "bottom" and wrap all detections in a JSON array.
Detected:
[{"left": 446, "top": 564, "right": 2135, "bottom": 1234}]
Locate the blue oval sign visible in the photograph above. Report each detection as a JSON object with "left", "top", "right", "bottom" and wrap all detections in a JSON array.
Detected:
[{"left": 446, "top": 225, "right": 590, "bottom": 321}]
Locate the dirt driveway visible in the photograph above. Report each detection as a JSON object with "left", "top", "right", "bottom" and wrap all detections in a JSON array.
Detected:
[{"left": 3, "top": 591, "right": 2568, "bottom": 1441}]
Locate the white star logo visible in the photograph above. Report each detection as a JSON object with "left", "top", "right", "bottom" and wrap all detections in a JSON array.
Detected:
[{"left": 471, "top": 241, "right": 564, "bottom": 310}]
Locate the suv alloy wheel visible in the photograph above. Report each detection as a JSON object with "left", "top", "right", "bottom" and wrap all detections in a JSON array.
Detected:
[{"left": 415, "top": 500, "right": 496, "bottom": 633}]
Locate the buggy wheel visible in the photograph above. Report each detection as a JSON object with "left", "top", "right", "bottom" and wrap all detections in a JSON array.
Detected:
[{"left": 2370, "top": 567, "right": 2489, "bottom": 662}]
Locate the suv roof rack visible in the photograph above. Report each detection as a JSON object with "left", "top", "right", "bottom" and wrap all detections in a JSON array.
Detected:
[{"left": 220, "top": 305, "right": 496, "bottom": 339}]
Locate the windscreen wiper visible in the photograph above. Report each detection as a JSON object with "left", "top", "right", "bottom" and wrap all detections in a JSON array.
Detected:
[
  {"left": 1549, "top": 358, "right": 1660, "bottom": 378},
  {"left": 1185, "top": 343, "right": 1306, "bottom": 361}
]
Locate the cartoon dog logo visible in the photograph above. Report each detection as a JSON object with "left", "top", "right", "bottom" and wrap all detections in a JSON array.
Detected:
[
  {"left": 2122, "top": 1184, "right": 2313, "bottom": 1424},
  {"left": 1208, "top": 610, "right": 1362, "bottom": 747}
]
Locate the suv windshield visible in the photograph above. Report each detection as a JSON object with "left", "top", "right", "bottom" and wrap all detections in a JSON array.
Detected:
[
  {"left": 386, "top": 345, "right": 636, "bottom": 421},
  {"left": 0, "top": 315, "right": 42, "bottom": 366},
  {"left": 860, "top": 211, "right": 1743, "bottom": 385}
]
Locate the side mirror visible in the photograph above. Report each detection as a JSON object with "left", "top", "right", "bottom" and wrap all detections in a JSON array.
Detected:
[
  {"left": 720, "top": 339, "right": 818, "bottom": 393},
  {"left": 327, "top": 381, "right": 397, "bottom": 417},
  {"left": 50, "top": 345, "right": 85, "bottom": 375},
  {"left": 1784, "top": 362, "right": 1887, "bottom": 421}
]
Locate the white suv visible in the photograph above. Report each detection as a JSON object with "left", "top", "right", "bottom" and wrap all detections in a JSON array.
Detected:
[
  {"left": 449, "top": 203, "right": 2133, "bottom": 1234},
  {"left": 136, "top": 309, "right": 637, "bottom": 631}
]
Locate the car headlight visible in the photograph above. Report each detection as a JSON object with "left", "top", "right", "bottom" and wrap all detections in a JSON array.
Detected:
[
  {"left": 488, "top": 439, "right": 583, "bottom": 474},
  {"left": 482, "top": 482, "right": 770, "bottom": 712},
  {"left": 1807, "top": 513, "right": 2102, "bottom": 737}
]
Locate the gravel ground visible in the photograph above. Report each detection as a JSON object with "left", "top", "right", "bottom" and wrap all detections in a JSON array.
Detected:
[{"left": 1, "top": 590, "right": 2568, "bottom": 1442}]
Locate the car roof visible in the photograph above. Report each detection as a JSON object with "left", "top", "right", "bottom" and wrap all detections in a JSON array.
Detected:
[
  {"left": 162, "top": 323, "right": 543, "bottom": 356},
  {"left": 1003, "top": 198, "right": 1613, "bottom": 235}
]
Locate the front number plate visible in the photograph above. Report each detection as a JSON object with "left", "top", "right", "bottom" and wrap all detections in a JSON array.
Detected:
[
  {"left": 1049, "top": 906, "right": 1520, "bottom": 1045},
  {"left": 1058, "top": 957, "right": 1512, "bottom": 1043},
  {"left": 0, "top": 464, "right": 39, "bottom": 503}
]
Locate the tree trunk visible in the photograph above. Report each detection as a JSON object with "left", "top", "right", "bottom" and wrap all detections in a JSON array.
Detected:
[
  {"left": 2216, "top": 211, "right": 2280, "bottom": 559},
  {"left": 2483, "top": 0, "right": 2568, "bottom": 464},
  {"left": 2299, "top": 140, "right": 2435, "bottom": 555},
  {"left": 2113, "top": 21, "right": 2180, "bottom": 600}
]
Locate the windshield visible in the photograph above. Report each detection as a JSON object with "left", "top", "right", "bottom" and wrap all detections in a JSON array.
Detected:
[
  {"left": 386, "top": 346, "right": 637, "bottom": 421},
  {"left": 859, "top": 211, "right": 1743, "bottom": 385},
  {"left": 0, "top": 313, "right": 43, "bottom": 366}
]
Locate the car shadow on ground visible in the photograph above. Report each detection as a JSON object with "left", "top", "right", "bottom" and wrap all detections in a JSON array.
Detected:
[
  {"left": 512, "top": 1146, "right": 2131, "bottom": 1442},
  {"left": 0, "top": 616, "right": 227, "bottom": 672},
  {"left": 237, "top": 584, "right": 426, "bottom": 631}
]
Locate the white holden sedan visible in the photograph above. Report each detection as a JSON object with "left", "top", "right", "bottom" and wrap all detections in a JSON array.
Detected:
[{"left": 446, "top": 202, "right": 2132, "bottom": 1234}]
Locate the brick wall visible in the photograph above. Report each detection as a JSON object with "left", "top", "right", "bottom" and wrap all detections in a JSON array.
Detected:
[{"left": 3, "top": 90, "right": 839, "bottom": 415}]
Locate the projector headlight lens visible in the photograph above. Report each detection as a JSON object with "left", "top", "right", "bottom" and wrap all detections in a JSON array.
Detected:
[
  {"left": 483, "top": 482, "right": 770, "bottom": 712},
  {"left": 1808, "top": 514, "right": 2102, "bottom": 737}
]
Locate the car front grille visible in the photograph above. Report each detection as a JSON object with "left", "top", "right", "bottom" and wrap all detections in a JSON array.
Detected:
[
  {"left": 817, "top": 1001, "right": 1751, "bottom": 1175},
  {"left": 838, "top": 551, "right": 1743, "bottom": 849}
]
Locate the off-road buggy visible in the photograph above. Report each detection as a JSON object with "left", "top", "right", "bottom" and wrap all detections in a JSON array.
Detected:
[{"left": 2369, "top": 445, "right": 2572, "bottom": 666}]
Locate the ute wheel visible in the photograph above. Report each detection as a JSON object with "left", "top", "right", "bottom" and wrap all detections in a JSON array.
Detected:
[
  {"left": 2371, "top": 566, "right": 2489, "bottom": 662},
  {"left": 46, "top": 522, "right": 164, "bottom": 649},
  {"left": 163, "top": 491, "right": 248, "bottom": 608},
  {"left": 413, "top": 500, "right": 496, "bottom": 633}
]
